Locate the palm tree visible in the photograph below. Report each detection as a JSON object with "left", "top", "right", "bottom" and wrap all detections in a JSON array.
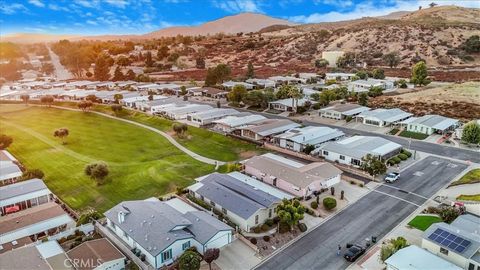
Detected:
[{"left": 287, "top": 86, "right": 303, "bottom": 112}]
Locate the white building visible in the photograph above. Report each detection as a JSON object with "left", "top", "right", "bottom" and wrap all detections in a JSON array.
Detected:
[
  {"left": 188, "top": 172, "right": 292, "bottom": 232},
  {"left": 319, "top": 103, "right": 370, "bottom": 120},
  {"left": 245, "top": 78, "right": 276, "bottom": 88},
  {"left": 325, "top": 73, "right": 355, "bottom": 81},
  {"left": 160, "top": 104, "right": 213, "bottom": 120},
  {"left": 357, "top": 108, "right": 413, "bottom": 127},
  {"left": 213, "top": 114, "right": 267, "bottom": 132},
  {"left": 0, "top": 150, "right": 22, "bottom": 185},
  {"left": 274, "top": 126, "right": 345, "bottom": 153},
  {"left": 221, "top": 81, "right": 254, "bottom": 90},
  {"left": 405, "top": 114, "right": 460, "bottom": 135},
  {"left": 268, "top": 76, "right": 306, "bottom": 84},
  {"left": 236, "top": 119, "right": 301, "bottom": 141},
  {"left": 187, "top": 108, "right": 240, "bottom": 126},
  {"left": 319, "top": 136, "right": 402, "bottom": 167},
  {"left": 269, "top": 98, "right": 312, "bottom": 112},
  {"left": 385, "top": 245, "right": 462, "bottom": 270},
  {"left": 104, "top": 199, "right": 232, "bottom": 269}
]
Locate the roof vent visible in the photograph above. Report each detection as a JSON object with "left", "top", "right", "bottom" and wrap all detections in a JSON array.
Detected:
[
  {"left": 196, "top": 218, "right": 200, "bottom": 222},
  {"left": 166, "top": 237, "right": 170, "bottom": 241}
]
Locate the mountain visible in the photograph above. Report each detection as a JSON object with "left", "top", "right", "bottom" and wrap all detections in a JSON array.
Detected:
[{"left": 1, "top": 33, "right": 80, "bottom": 43}]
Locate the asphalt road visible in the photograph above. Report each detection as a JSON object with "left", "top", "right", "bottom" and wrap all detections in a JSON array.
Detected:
[{"left": 255, "top": 156, "right": 468, "bottom": 270}]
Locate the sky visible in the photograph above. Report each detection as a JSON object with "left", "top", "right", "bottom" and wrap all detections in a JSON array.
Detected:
[{"left": 1, "top": 0, "right": 479, "bottom": 36}]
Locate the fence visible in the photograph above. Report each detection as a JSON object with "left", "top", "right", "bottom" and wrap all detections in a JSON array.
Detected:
[{"left": 48, "top": 223, "right": 95, "bottom": 241}]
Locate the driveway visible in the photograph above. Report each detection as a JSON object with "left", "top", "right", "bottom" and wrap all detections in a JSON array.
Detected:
[
  {"left": 255, "top": 156, "right": 468, "bottom": 270},
  {"left": 216, "top": 240, "right": 261, "bottom": 270}
]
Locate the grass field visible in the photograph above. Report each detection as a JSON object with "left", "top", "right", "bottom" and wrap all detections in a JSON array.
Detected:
[
  {"left": 398, "top": 130, "right": 430, "bottom": 140},
  {"left": 408, "top": 215, "right": 443, "bottom": 231},
  {"left": 0, "top": 105, "right": 220, "bottom": 213},
  {"left": 450, "top": 168, "right": 480, "bottom": 186},
  {"left": 456, "top": 194, "right": 480, "bottom": 201},
  {"left": 55, "top": 102, "right": 263, "bottom": 161}
]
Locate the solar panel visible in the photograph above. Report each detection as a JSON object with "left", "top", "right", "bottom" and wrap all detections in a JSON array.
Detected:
[{"left": 428, "top": 228, "right": 472, "bottom": 254}]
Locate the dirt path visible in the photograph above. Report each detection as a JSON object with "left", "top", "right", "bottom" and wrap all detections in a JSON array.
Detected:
[{"left": 47, "top": 45, "right": 73, "bottom": 81}]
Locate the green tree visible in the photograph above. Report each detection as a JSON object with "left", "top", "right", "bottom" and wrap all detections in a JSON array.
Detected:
[
  {"left": 145, "top": 51, "right": 154, "bottom": 67},
  {"left": 461, "top": 122, "right": 480, "bottom": 144},
  {"left": 287, "top": 86, "right": 303, "bottom": 111},
  {"left": 94, "top": 54, "right": 110, "bottom": 81},
  {"left": 204, "top": 248, "right": 220, "bottom": 270},
  {"left": 361, "top": 154, "right": 387, "bottom": 179},
  {"left": 383, "top": 52, "right": 400, "bottom": 68},
  {"left": 323, "top": 197, "right": 337, "bottom": 210},
  {"left": 77, "top": 101, "right": 93, "bottom": 111},
  {"left": 246, "top": 62, "right": 255, "bottom": 79},
  {"left": 85, "top": 162, "right": 109, "bottom": 185},
  {"left": 227, "top": 85, "right": 247, "bottom": 104},
  {"left": 125, "top": 69, "right": 136, "bottom": 80},
  {"left": 113, "top": 94, "right": 123, "bottom": 104},
  {"left": 195, "top": 57, "right": 205, "bottom": 69},
  {"left": 314, "top": 58, "right": 329, "bottom": 68},
  {"left": 0, "top": 134, "right": 13, "bottom": 149},
  {"left": 204, "top": 64, "right": 231, "bottom": 86},
  {"left": 411, "top": 61, "right": 431, "bottom": 86},
  {"left": 180, "top": 85, "right": 187, "bottom": 96},
  {"left": 157, "top": 45, "right": 169, "bottom": 60},
  {"left": 356, "top": 70, "right": 368, "bottom": 79},
  {"left": 178, "top": 250, "right": 201, "bottom": 270},
  {"left": 372, "top": 68, "right": 385, "bottom": 79},
  {"left": 111, "top": 104, "right": 123, "bottom": 115},
  {"left": 462, "top": 35, "right": 480, "bottom": 53},
  {"left": 172, "top": 122, "right": 188, "bottom": 137},
  {"left": 358, "top": 92, "right": 369, "bottom": 106},
  {"left": 53, "top": 128, "right": 69, "bottom": 145},
  {"left": 368, "top": 86, "right": 384, "bottom": 97},
  {"left": 116, "top": 56, "right": 131, "bottom": 66},
  {"left": 276, "top": 199, "right": 305, "bottom": 231},
  {"left": 318, "top": 90, "right": 336, "bottom": 106},
  {"left": 20, "top": 94, "right": 30, "bottom": 105},
  {"left": 380, "top": 237, "right": 409, "bottom": 262},
  {"left": 226, "top": 163, "right": 242, "bottom": 172},
  {"left": 112, "top": 66, "right": 124, "bottom": 81},
  {"left": 439, "top": 206, "right": 461, "bottom": 223},
  {"left": 244, "top": 90, "right": 266, "bottom": 108},
  {"left": 303, "top": 144, "right": 315, "bottom": 154}
]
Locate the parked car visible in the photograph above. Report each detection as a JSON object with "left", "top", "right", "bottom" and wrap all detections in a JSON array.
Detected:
[
  {"left": 385, "top": 172, "right": 400, "bottom": 183},
  {"left": 344, "top": 244, "right": 365, "bottom": 262}
]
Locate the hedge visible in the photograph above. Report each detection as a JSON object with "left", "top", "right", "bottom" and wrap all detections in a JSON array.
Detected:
[
  {"left": 323, "top": 197, "right": 337, "bottom": 210},
  {"left": 397, "top": 153, "right": 408, "bottom": 160},
  {"left": 311, "top": 201, "right": 318, "bottom": 209}
]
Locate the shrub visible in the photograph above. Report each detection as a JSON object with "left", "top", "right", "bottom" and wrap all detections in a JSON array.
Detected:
[
  {"left": 250, "top": 238, "right": 257, "bottom": 245},
  {"left": 323, "top": 197, "right": 337, "bottom": 210},
  {"left": 350, "top": 180, "right": 356, "bottom": 185},
  {"left": 359, "top": 183, "right": 364, "bottom": 187},
  {"left": 265, "top": 219, "right": 274, "bottom": 227},
  {"left": 387, "top": 159, "right": 396, "bottom": 166},
  {"left": 273, "top": 216, "right": 281, "bottom": 224},
  {"left": 305, "top": 208, "right": 315, "bottom": 215},
  {"left": 253, "top": 226, "right": 262, "bottom": 233},
  {"left": 279, "top": 222, "right": 291, "bottom": 233},
  {"left": 392, "top": 156, "right": 401, "bottom": 164},
  {"left": 401, "top": 149, "right": 412, "bottom": 157},
  {"left": 261, "top": 224, "right": 270, "bottom": 232},
  {"left": 397, "top": 154, "right": 408, "bottom": 160},
  {"left": 186, "top": 194, "right": 212, "bottom": 211},
  {"left": 298, "top": 223, "right": 308, "bottom": 232},
  {"left": 311, "top": 201, "right": 318, "bottom": 209},
  {"left": 263, "top": 235, "right": 270, "bottom": 242},
  {"left": 345, "top": 116, "right": 353, "bottom": 122}
]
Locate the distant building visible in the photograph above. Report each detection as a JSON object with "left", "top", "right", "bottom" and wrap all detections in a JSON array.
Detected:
[
  {"left": 321, "top": 51, "right": 345, "bottom": 68},
  {"left": 348, "top": 78, "right": 393, "bottom": 93},
  {"left": 269, "top": 98, "right": 313, "bottom": 112},
  {"left": 187, "top": 108, "right": 240, "bottom": 126},
  {"left": 221, "top": 81, "right": 254, "bottom": 90},
  {"left": 245, "top": 78, "right": 276, "bottom": 88},
  {"left": 324, "top": 72, "right": 355, "bottom": 81}
]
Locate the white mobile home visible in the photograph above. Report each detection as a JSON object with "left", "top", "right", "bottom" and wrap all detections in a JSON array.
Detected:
[
  {"left": 274, "top": 126, "right": 345, "bottom": 153},
  {"left": 187, "top": 108, "right": 240, "bottom": 126}
]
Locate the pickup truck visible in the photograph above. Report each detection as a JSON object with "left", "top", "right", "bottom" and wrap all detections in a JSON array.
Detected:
[{"left": 385, "top": 172, "right": 400, "bottom": 183}]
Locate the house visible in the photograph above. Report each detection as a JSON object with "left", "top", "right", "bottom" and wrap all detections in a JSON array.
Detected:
[
  {"left": 406, "top": 115, "right": 460, "bottom": 135},
  {"left": 161, "top": 104, "right": 213, "bottom": 120},
  {"left": 221, "top": 81, "right": 254, "bottom": 90},
  {"left": 0, "top": 241, "right": 72, "bottom": 268},
  {"left": 0, "top": 202, "right": 75, "bottom": 247},
  {"left": 268, "top": 98, "right": 312, "bottom": 112},
  {"left": 325, "top": 73, "right": 355, "bottom": 81},
  {"left": 318, "top": 136, "right": 402, "bottom": 167},
  {"left": 187, "top": 108, "right": 240, "bottom": 126},
  {"left": 188, "top": 172, "right": 292, "bottom": 232},
  {"left": 298, "top": 73, "right": 321, "bottom": 81},
  {"left": 385, "top": 245, "right": 462, "bottom": 270},
  {"left": 0, "top": 178, "right": 53, "bottom": 216},
  {"left": 201, "top": 87, "right": 229, "bottom": 98},
  {"left": 236, "top": 119, "right": 301, "bottom": 141},
  {"left": 268, "top": 76, "right": 306, "bottom": 84},
  {"left": 121, "top": 95, "right": 165, "bottom": 108},
  {"left": 213, "top": 114, "right": 266, "bottom": 132},
  {"left": 348, "top": 78, "right": 395, "bottom": 93},
  {"left": 455, "top": 120, "right": 480, "bottom": 139},
  {"left": 67, "top": 238, "right": 126, "bottom": 270},
  {"left": 143, "top": 98, "right": 187, "bottom": 114},
  {"left": 245, "top": 78, "right": 276, "bottom": 88},
  {"left": 244, "top": 153, "right": 342, "bottom": 197},
  {"left": 274, "top": 126, "right": 345, "bottom": 153},
  {"left": 0, "top": 150, "right": 22, "bottom": 185},
  {"left": 104, "top": 199, "right": 232, "bottom": 269},
  {"left": 321, "top": 51, "right": 344, "bottom": 68},
  {"left": 356, "top": 108, "right": 413, "bottom": 127},
  {"left": 422, "top": 214, "right": 480, "bottom": 270},
  {"left": 187, "top": 87, "right": 204, "bottom": 96},
  {"left": 319, "top": 103, "right": 370, "bottom": 120}
]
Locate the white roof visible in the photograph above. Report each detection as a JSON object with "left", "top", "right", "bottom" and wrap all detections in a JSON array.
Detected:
[
  {"left": 269, "top": 98, "right": 311, "bottom": 107},
  {"left": 321, "top": 135, "right": 402, "bottom": 159},
  {"left": 35, "top": 241, "right": 64, "bottom": 259},
  {"left": 261, "top": 153, "right": 305, "bottom": 168},
  {"left": 349, "top": 80, "right": 384, "bottom": 87},
  {"left": 227, "top": 172, "right": 294, "bottom": 200},
  {"left": 409, "top": 114, "right": 459, "bottom": 131},
  {"left": 325, "top": 73, "right": 355, "bottom": 77},
  {"left": 164, "top": 198, "right": 197, "bottom": 214},
  {"left": 190, "top": 108, "right": 239, "bottom": 120},
  {"left": 213, "top": 114, "right": 266, "bottom": 128},
  {"left": 245, "top": 78, "right": 275, "bottom": 86},
  {"left": 163, "top": 104, "right": 212, "bottom": 115},
  {"left": 275, "top": 126, "right": 344, "bottom": 145},
  {"left": 221, "top": 81, "right": 253, "bottom": 88},
  {"left": 385, "top": 245, "right": 462, "bottom": 270},
  {"left": 358, "top": 108, "right": 412, "bottom": 123}
]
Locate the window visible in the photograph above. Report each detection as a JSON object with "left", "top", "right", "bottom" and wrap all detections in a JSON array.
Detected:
[
  {"left": 467, "top": 263, "right": 474, "bottom": 270},
  {"left": 440, "top": 247, "right": 448, "bottom": 255},
  {"left": 269, "top": 209, "right": 272, "bottom": 218},
  {"left": 273, "top": 179, "right": 277, "bottom": 186},
  {"left": 182, "top": 241, "right": 190, "bottom": 251},
  {"left": 222, "top": 207, "right": 227, "bottom": 215},
  {"left": 162, "top": 249, "right": 172, "bottom": 262},
  {"left": 339, "top": 155, "right": 345, "bottom": 160},
  {"left": 255, "top": 215, "right": 259, "bottom": 225},
  {"left": 323, "top": 151, "right": 329, "bottom": 156}
]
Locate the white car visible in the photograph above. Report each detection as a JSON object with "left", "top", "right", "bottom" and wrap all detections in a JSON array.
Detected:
[{"left": 385, "top": 172, "right": 400, "bottom": 183}]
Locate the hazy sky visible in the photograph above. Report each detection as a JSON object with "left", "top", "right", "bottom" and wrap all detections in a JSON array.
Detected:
[{"left": 1, "top": 0, "right": 479, "bottom": 35}]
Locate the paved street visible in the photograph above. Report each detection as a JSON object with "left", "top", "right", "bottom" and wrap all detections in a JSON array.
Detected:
[{"left": 255, "top": 156, "right": 468, "bottom": 270}]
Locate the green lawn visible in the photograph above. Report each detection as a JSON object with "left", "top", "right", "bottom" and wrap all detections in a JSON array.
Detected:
[
  {"left": 398, "top": 130, "right": 430, "bottom": 140},
  {"left": 0, "top": 105, "right": 217, "bottom": 213},
  {"left": 408, "top": 215, "right": 443, "bottom": 231},
  {"left": 55, "top": 102, "right": 263, "bottom": 161},
  {"left": 457, "top": 194, "right": 480, "bottom": 201},
  {"left": 450, "top": 168, "right": 480, "bottom": 186}
]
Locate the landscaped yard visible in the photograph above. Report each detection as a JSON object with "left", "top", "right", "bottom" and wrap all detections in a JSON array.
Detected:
[
  {"left": 450, "top": 168, "right": 480, "bottom": 186},
  {"left": 408, "top": 215, "right": 443, "bottom": 231},
  {"left": 456, "top": 194, "right": 480, "bottom": 201},
  {"left": 0, "top": 105, "right": 221, "bottom": 212},
  {"left": 398, "top": 130, "right": 430, "bottom": 140}
]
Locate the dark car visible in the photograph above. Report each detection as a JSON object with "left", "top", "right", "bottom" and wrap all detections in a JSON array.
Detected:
[{"left": 344, "top": 244, "right": 365, "bottom": 262}]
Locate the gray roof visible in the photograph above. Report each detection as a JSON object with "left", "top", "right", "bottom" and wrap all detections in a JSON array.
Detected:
[
  {"left": 409, "top": 114, "right": 459, "bottom": 131},
  {"left": 359, "top": 108, "right": 412, "bottom": 123},
  {"left": 0, "top": 178, "right": 48, "bottom": 201},
  {"left": 242, "top": 119, "right": 301, "bottom": 137},
  {"left": 194, "top": 173, "right": 282, "bottom": 219},
  {"left": 321, "top": 103, "right": 370, "bottom": 115},
  {"left": 320, "top": 136, "right": 402, "bottom": 159},
  {"left": 104, "top": 200, "right": 230, "bottom": 256},
  {"left": 423, "top": 214, "right": 480, "bottom": 260},
  {"left": 0, "top": 162, "right": 22, "bottom": 180}
]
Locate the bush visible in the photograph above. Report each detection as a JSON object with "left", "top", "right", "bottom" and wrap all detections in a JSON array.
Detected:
[
  {"left": 265, "top": 219, "right": 274, "bottom": 227},
  {"left": 279, "top": 222, "right": 291, "bottom": 233},
  {"left": 250, "top": 238, "right": 257, "bottom": 245},
  {"left": 401, "top": 149, "right": 412, "bottom": 157},
  {"left": 387, "top": 159, "right": 396, "bottom": 166},
  {"left": 186, "top": 194, "right": 212, "bottom": 211},
  {"left": 312, "top": 103, "right": 322, "bottom": 110},
  {"left": 263, "top": 235, "right": 270, "bottom": 242},
  {"left": 253, "top": 226, "right": 262, "bottom": 233},
  {"left": 261, "top": 224, "right": 270, "bottom": 232},
  {"left": 273, "top": 216, "right": 281, "bottom": 224},
  {"left": 391, "top": 156, "right": 401, "bottom": 164},
  {"left": 310, "top": 201, "right": 318, "bottom": 209},
  {"left": 345, "top": 116, "right": 353, "bottom": 122},
  {"left": 397, "top": 153, "right": 408, "bottom": 160},
  {"left": 350, "top": 180, "right": 356, "bottom": 185},
  {"left": 323, "top": 197, "right": 337, "bottom": 210},
  {"left": 298, "top": 223, "right": 308, "bottom": 232}
]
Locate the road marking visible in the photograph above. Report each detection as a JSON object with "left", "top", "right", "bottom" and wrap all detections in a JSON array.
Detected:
[
  {"left": 413, "top": 171, "right": 424, "bottom": 176},
  {"left": 371, "top": 189, "right": 421, "bottom": 207},
  {"left": 378, "top": 184, "right": 429, "bottom": 200},
  {"left": 447, "top": 163, "right": 458, "bottom": 168},
  {"left": 431, "top": 161, "right": 441, "bottom": 165}
]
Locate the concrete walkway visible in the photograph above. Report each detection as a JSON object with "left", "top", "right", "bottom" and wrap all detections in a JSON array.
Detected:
[{"left": 50, "top": 105, "right": 226, "bottom": 166}]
